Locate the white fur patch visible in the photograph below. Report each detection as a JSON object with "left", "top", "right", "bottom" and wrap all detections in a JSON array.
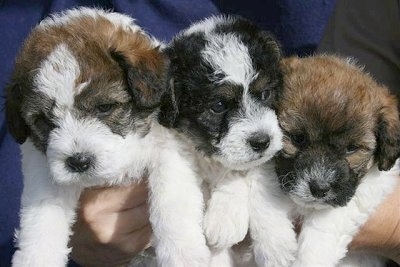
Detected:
[
  {"left": 182, "top": 15, "right": 233, "bottom": 36},
  {"left": 248, "top": 164, "right": 297, "bottom": 267},
  {"left": 38, "top": 7, "right": 141, "bottom": 33},
  {"left": 34, "top": 43, "right": 79, "bottom": 108},
  {"left": 202, "top": 33, "right": 257, "bottom": 88}
]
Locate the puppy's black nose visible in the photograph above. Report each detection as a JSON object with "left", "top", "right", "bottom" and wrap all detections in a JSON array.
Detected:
[
  {"left": 65, "top": 153, "right": 93, "bottom": 173},
  {"left": 309, "top": 180, "right": 330, "bottom": 198},
  {"left": 248, "top": 134, "right": 270, "bottom": 152}
]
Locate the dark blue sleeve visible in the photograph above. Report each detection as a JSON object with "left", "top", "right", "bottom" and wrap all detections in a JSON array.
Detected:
[
  {"left": 0, "top": 1, "right": 47, "bottom": 265},
  {"left": 0, "top": 1, "right": 335, "bottom": 266},
  {"left": 210, "top": 0, "right": 336, "bottom": 56}
]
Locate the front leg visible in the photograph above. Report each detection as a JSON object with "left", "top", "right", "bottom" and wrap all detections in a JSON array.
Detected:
[
  {"left": 248, "top": 165, "right": 297, "bottom": 267},
  {"left": 293, "top": 208, "right": 355, "bottom": 267},
  {"left": 148, "top": 149, "right": 210, "bottom": 267},
  {"left": 293, "top": 167, "right": 398, "bottom": 267},
  {"left": 12, "top": 189, "right": 81, "bottom": 267},
  {"left": 203, "top": 172, "right": 250, "bottom": 249},
  {"left": 12, "top": 142, "right": 81, "bottom": 267}
]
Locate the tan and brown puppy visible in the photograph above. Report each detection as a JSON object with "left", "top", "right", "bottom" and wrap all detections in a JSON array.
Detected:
[{"left": 274, "top": 55, "right": 400, "bottom": 266}]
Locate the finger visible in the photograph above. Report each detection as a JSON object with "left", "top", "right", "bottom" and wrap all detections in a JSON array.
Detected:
[
  {"left": 119, "top": 224, "right": 153, "bottom": 255},
  {"left": 88, "top": 202, "right": 150, "bottom": 243},
  {"left": 71, "top": 226, "right": 148, "bottom": 267},
  {"left": 87, "top": 179, "right": 148, "bottom": 194},
  {"left": 79, "top": 182, "right": 149, "bottom": 212},
  {"left": 114, "top": 202, "right": 151, "bottom": 235}
]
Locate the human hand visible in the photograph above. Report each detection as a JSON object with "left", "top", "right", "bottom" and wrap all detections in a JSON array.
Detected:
[
  {"left": 69, "top": 181, "right": 152, "bottom": 267},
  {"left": 349, "top": 179, "right": 400, "bottom": 264}
]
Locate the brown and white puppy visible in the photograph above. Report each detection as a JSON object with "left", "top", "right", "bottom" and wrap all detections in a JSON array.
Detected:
[
  {"left": 274, "top": 55, "right": 400, "bottom": 266},
  {"left": 6, "top": 8, "right": 209, "bottom": 267}
]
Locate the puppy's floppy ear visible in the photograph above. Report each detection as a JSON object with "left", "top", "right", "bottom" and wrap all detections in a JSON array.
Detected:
[
  {"left": 257, "top": 30, "right": 282, "bottom": 61},
  {"left": 110, "top": 47, "right": 168, "bottom": 109},
  {"left": 158, "top": 78, "right": 180, "bottom": 128},
  {"left": 5, "top": 80, "right": 30, "bottom": 144},
  {"left": 375, "top": 91, "right": 400, "bottom": 171}
]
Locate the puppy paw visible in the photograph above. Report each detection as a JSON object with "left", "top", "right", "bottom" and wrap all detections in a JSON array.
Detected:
[
  {"left": 209, "top": 249, "right": 234, "bottom": 267},
  {"left": 12, "top": 249, "right": 68, "bottom": 267},
  {"left": 291, "top": 261, "right": 328, "bottom": 267},
  {"left": 203, "top": 198, "right": 249, "bottom": 249},
  {"left": 253, "top": 245, "right": 295, "bottom": 267},
  {"left": 156, "top": 244, "right": 210, "bottom": 267},
  {"left": 253, "top": 231, "right": 296, "bottom": 267}
]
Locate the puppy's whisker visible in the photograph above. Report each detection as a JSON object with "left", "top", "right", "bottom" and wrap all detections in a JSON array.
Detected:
[{"left": 278, "top": 171, "right": 294, "bottom": 191}]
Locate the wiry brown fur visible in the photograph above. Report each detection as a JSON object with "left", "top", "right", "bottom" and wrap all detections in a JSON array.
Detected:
[
  {"left": 275, "top": 55, "right": 400, "bottom": 207},
  {"left": 279, "top": 55, "right": 400, "bottom": 172}
]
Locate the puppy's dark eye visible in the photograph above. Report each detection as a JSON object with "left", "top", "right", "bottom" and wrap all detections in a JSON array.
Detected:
[
  {"left": 346, "top": 144, "right": 360, "bottom": 154},
  {"left": 96, "top": 103, "right": 117, "bottom": 114},
  {"left": 210, "top": 100, "right": 228, "bottom": 114},
  {"left": 260, "top": 89, "right": 271, "bottom": 102},
  {"left": 34, "top": 115, "right": 55, "bottom": 132},
  {"left": 290, "top": 133, "right": 308, "bottom": 147}
]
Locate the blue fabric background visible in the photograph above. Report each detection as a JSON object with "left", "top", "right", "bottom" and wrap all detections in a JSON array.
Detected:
[{"left": 0, "top": 1, "right": 336, "bottom": 266}]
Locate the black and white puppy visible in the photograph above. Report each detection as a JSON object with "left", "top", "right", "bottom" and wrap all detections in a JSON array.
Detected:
[
  {"left": 6, "top": 8, "right": 209, "bottom": 267},
  {"left": 160, "top": 16, "right": 296, "bottom": 266},
  {"left": 275, "top": 55, "right": 400, "bottom": 267}
]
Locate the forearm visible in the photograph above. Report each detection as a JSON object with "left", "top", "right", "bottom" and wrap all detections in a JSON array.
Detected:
[{"left": 349, "top": 180, "right": 400, "bottom": 264}]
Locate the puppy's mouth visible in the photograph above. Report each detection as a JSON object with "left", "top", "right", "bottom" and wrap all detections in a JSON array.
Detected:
[
  {"left": 289, "top": 194, "right": 333, "bottom": 210},
  {"left": 284, "top": 175, "right": 331, "bottom": 209},
  {"left": 214, "top": 151, "right": 276, "bottom": 170},
  {"left": 288, "top": 183, "right": 340, "bottom": 210}
]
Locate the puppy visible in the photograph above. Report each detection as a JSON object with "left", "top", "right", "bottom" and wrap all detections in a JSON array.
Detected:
[
  {"left": 6, "top": 8, "right": 209, "bottom": 267},
  {"left": 160, "top": 16, "right": 296, "bottom": 266},
  {"left": 275, "top": 55, "right": 400, "bottom": 266}
]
